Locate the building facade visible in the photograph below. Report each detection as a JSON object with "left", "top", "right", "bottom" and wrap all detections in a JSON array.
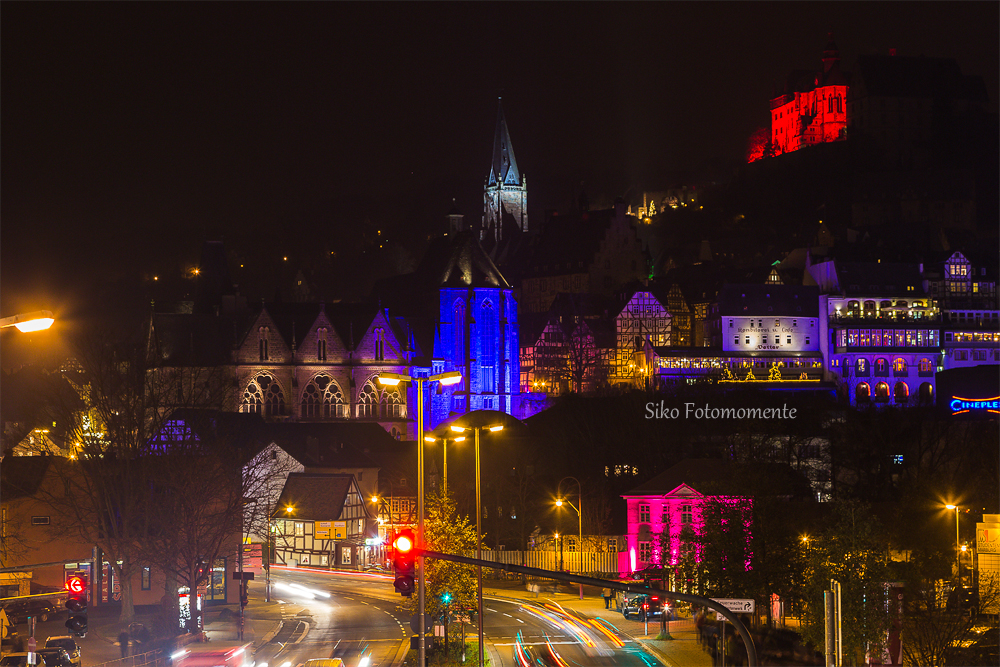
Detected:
[{"left": 483, "top": 100, "right": 528, "bottom": 247}]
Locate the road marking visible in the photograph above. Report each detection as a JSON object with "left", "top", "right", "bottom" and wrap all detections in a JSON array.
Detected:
[
  {"left": 493, "top": 641, "right": 578, "bottom": 646},
  {"left": 516, "top": 618, "right": 524, "bottom": 623}
]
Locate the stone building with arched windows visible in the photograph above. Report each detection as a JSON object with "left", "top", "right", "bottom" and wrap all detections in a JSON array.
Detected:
[{"left": 150, "top": 232, "right": 538, "bottom": 441}]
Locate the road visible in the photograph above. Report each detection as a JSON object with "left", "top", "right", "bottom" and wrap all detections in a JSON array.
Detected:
[{"left": 265, "top": 568, "right": 664, "bottom": 667}]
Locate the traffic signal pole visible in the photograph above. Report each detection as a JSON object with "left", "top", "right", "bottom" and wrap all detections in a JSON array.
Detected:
[{"left": 418, "top": 548, "right": 760, "bottom": 667}]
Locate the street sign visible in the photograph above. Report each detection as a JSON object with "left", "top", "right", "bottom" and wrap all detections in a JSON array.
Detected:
[
  {"left": 410, "top": 614, "right": 431, "bottom": 633},
  {"left": 711, "top": 598, "right": 755, "bottom": 614},
  {"left": 231, "top": 572, "right": 255, "bottom": 580}
]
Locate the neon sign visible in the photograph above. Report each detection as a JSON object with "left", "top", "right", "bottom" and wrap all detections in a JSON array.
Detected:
[{"left": 949, "top": 395, "right": 1000, "bottom": 415}]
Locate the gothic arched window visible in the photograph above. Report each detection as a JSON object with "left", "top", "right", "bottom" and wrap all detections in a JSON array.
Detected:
[
  {"left": 358, "top": 380, "right": 379, "bottom": 418},
  {"left": 317, "top": 327, "right": 328, "bottom": 362},
  {"left": 258, "top": 327, "right": 270, "bottom": 361},
  {"left": 380, "top": 385, "right": 402, "bottom": 419},
  {"left": 302, "top": 374, "right": 345, "bottom": 418},
  {"left": 453, "top": 299, "right": 466, "bottom": 359},
  {"left": 480, "top": 299, "right": 496, "bottom": 392},
  {"left": 243, "top": 374, "right": 284, "bottom": 417}
]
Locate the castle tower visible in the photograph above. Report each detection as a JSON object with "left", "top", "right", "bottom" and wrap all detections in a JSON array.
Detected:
[
  {"left": 483, "top": 98, "right": 528, "bottom": 247},
  {"left": 821, "top": 32, "right": 840, "bottom": 74}
]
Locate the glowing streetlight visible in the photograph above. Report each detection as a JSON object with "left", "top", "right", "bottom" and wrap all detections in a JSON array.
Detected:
[
  {"left": 378, "top": 369, "right": 461, "bottom": 667},
  {"left": 424, "top": 435, "right": 465, "bottom": 494},
  {"left": 0, "top": 310, "right": 55, "bottom": 333},
  {"left": 449, "top": 422, "right": 504, "bottom": 667}
]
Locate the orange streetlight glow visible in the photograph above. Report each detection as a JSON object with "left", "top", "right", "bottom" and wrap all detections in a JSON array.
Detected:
[{"left": 1, "top": 310, "right": 55, "bottom": 333}]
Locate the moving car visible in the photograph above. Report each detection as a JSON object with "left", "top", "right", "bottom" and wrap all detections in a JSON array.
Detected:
[
  {"left": 43, "top": 637, "right": 82, "bottom": 667},
  {"left": 621, "top": 592, "right": 667, "bottom": 621}
]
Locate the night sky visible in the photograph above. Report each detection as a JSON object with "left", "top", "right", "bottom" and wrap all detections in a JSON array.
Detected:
[{"left": 2, "top": 2, "right": 998, "bottom": 327}]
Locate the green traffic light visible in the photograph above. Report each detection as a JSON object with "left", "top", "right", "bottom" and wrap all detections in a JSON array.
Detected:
[{"left": 442, "top": 592, "right": 452, "bottom": 604}]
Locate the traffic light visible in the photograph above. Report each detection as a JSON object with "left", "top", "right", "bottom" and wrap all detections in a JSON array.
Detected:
[
  {"left": 441, "top": 592, "right": 452, "bottom": 605},
  {"left": 64, "top": 574, "right": 88, "bottom": 637},
  {"left": 392, "top": 529, "right": 416, "bottom": 597}
]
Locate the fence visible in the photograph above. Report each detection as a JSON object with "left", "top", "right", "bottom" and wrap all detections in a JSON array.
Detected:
[
  {"left": 466, "top": 551, "right": 621, "bottom": 578},
  {"left": 91, "top": 649, "right": 166, "bottom": 667}
]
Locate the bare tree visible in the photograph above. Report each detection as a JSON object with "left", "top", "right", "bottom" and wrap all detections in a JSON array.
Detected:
[{"left": 43, "top": 316, "right": 228, "bottom": 624}]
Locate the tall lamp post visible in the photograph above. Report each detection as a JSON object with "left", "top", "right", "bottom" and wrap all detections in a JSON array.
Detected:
[
  {"left": 450, "top": 422, "right": 504, "bottom": 667},
  {"left": 946, "top": 504, "right": 961, "bottom": 586},
  {"left": 379, "top": 370, "right": 461, "bottom": 667},
  {"left": 424, "top": 435, "right": 465, "bottom": 495},
  {"left": 556, "top": 476, "right": 584, "bottom": 600}
]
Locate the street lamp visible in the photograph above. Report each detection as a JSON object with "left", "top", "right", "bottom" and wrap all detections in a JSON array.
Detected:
[
  {"left": 946, "top": 504, "right": 961, "bottom": 586},
  {"left": 379, "top": 370, "right": 461, "bottom": 667},
  {"left": 450, "top": 422, "right": 504, "bottom": 667},
  {"left": 0, "top": 310, "right": 54, "bottom": 333},
  {"left": 556, "top": 476, "right": 584, "bottom": 600},
  {"left": 424, "top": 435, "right": 465, "bottom": 494}
]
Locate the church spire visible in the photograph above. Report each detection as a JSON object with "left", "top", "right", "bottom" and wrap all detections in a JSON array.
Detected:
[{"left": 488, "top": 98, "right": 521, "bottom": 188}]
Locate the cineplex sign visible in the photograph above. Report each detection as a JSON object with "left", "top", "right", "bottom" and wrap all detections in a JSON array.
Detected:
[{"left": 949, "top": 395, "right": 1000, "bottom": 415}]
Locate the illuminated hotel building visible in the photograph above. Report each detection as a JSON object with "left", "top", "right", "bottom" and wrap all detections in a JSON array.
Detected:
[
  {"left": 648, "top": 285, "right": 825, "bottom": 387},
  {"left": 811, "top": 259, "right": 943, "bottom": 407}
]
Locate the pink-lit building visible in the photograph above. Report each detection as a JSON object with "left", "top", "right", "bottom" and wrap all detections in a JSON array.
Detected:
[{"left": 620, "top": 459, "right": 812, "bottom": 576}]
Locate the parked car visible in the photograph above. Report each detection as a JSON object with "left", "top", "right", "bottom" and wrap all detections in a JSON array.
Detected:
[
  {"left": 43, "top": 637, "right": 81, "bottom": 667},
  {"left": 0, "top": 652, "right": 71, "bottom": 667},
  {"left": 36, "top": 648, "right": 73, "bottom": 667},
  {"left": 0, "top": 597, "right": 64, "bottom": 624}
]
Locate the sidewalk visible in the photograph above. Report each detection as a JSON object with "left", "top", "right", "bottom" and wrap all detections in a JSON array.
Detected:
[{"left": 481, "top": 581, "right": 710, "bottom": 667}]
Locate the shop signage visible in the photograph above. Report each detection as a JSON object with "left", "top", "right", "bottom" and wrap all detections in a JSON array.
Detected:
[
  {"left": 977, "top": 522, "right": 1000, "bottom": 554},
  {"left": 949, "top": 395, "right": 1000, "bottom": 415}
]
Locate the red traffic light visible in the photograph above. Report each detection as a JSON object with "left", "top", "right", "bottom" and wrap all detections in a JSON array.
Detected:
[
  {"left": 393, "top": 533, "right": 414, "bottom": 553},
  {"left": 66, "top": 576, "right": 86, "bottom": 595}
]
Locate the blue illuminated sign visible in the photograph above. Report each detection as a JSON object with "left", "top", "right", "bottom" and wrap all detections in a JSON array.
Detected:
[{"left": 949, "top": 396, "right": 1000, "bottom": 415}]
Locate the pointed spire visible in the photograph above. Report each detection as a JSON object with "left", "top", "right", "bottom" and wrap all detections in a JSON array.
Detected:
[{"left": 488, "top": 97, "right": 521, "bottom": 188}]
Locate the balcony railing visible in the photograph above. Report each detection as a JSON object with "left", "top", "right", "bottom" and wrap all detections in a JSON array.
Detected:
[{"left": 829, "top": 313, "right": 941, "bottom": 324}]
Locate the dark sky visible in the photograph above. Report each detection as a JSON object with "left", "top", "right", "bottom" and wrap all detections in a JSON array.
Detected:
[{"left": 2, "top": 2, "right": 998, "bottom": 323}]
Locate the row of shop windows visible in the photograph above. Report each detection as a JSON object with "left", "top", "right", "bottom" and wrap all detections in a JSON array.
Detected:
[
  {"left": 855, "top": 381, "right": 933, "bottom": 404},
  {"left": 838, "top": 329, "right": 939, "bottom": 348},
  {"left": 948, "top": 332, "right": 1000, "bottom": 342},
  {"left": 842, "top": 357, "right": 934, "bottom": 377}
]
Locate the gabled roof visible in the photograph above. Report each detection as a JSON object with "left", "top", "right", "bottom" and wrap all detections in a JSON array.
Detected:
[
  {"left": 151, "top": 312, "right": 243, "bottom": 366},
  {"left": 274, "top": 472, "right": 360, "bottom": 521},
  {"left": 0, "top": 455, "right": 56, "bottom": 500},
  {"left": 622, "top": 458, "right": 812, "bottom": 498},
  {"left": 487, "top": 100, "right": 522, "bottom": 188}
]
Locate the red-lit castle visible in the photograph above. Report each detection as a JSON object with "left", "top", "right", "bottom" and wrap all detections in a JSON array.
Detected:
[{"left": 769, "top": 33, "right": 848, "bottom": 155}]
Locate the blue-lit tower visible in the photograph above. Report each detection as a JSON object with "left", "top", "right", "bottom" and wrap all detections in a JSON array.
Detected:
[{"left": 427, "top": 231, "right": 521, "bottom": 426}]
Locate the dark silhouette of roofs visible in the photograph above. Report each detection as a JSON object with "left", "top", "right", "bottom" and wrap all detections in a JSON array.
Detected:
[{"left": 623, "top": 458, "right": 813, "bottom": 498}]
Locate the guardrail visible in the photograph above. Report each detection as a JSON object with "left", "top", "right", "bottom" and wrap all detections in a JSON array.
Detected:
[{"left": 90, "top": 649, "right": 165, "bottom": 667}]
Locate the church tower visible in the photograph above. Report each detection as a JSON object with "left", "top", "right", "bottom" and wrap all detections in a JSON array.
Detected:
[{"left": 483, "top": 99, "right": 528, "bottom": 247}]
